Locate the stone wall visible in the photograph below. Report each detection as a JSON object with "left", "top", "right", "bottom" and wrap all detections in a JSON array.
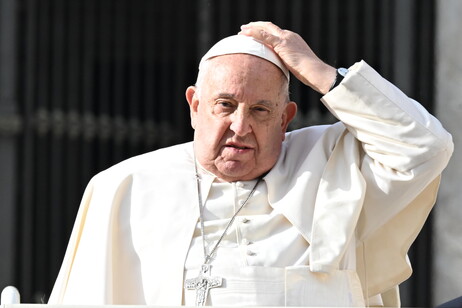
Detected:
[{"left": 434, "top": 0, "right": 462, "bottom": 305}]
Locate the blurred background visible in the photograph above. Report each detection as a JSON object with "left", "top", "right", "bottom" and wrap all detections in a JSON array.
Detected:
[{"left": 0, "top": 0, "right": 460, "bottom": 306}]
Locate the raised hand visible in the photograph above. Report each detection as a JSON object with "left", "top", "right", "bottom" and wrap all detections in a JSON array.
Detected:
[{"left": 239, "top": 21, "right": 336, "bottom": 94}]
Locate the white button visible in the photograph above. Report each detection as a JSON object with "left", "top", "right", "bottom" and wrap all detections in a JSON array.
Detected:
[
  {"left": 240, "top": 217, "right": 250, "bottom": 223},
  {"left": 236, "top": 182, "right": 244, "bottom": 188},
  {"left": 246, "top": 250, "right": 256, "bottom": 256},
  {"left": 241, "top": 238, "right": 251, "bottom": 245}
]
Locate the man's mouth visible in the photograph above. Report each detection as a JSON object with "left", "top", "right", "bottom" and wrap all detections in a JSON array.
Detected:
[
  {"left": 227, "top": 145, "right": 250, "bottom": 149},
  {"left": 225, "top": 143, "right": 253, "bottom": 150}
]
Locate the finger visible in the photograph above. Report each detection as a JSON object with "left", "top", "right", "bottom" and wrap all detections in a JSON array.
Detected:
[
  {"left": 239, "top": 24, "right": 282, "bottom": 48},
  {"left": 241, "top": 21, "right": 283, "bottom": 35}
]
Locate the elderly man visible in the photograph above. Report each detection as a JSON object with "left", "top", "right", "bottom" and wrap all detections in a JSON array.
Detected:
[{"left": 49, "top": 22, "right": 453, "bottom": 307}]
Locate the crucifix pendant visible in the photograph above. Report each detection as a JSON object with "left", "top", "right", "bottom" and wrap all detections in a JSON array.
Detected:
[{"left": 184, "top": 264, "right": 223, "bottom": 306}]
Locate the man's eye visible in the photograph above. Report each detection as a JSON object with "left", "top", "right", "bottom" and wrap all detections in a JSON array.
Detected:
[
  {"left": 219, "top": 101, "right": 233, "bottom": 108},
  {"left": 213, "top": 101, "right": 235, "bottom": 115},
  {"left": 215, "top": 101, "right": 235, "bottom": 110},
  {"left": 253, "top": 106, "right": 270, "bottom": 113}
]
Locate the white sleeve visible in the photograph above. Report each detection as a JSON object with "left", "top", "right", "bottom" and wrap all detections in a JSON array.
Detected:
[
  {"left": 320, "top": 60, "right": 453, "bottom": 296},
  {"left": 321, "top": 60, "right": 453, "bottom": 237}
]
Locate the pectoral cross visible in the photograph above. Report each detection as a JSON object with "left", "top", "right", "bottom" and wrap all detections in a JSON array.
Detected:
[{"left": 184, "top": 264, "right": 223, "bottom": 306}]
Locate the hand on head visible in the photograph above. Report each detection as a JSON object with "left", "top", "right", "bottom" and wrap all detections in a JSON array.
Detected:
[{"left": 239, "top": 21, "right": 336, "bottom": 94}]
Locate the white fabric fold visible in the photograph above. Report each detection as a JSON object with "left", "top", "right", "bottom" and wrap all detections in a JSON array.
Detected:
[{"left": 309, "top": 131, "right": 366, "bottom": 273}]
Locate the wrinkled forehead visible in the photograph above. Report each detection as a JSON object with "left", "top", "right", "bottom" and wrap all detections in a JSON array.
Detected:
[{"left": 199, "top": 35, "right": 290, "bottom": 81}]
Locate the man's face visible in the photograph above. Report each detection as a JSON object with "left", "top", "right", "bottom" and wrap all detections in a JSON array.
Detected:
[{"left": 186, "top": 54, "right": 297, "bottom": 182}]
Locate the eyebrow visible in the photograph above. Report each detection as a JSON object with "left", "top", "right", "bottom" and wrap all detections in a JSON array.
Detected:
[
  {"left": 216, "top": 93, "right": 235, "bottom": 99},
  {"left": 216, "top": 92, "right": 275, "bottom": 107}
]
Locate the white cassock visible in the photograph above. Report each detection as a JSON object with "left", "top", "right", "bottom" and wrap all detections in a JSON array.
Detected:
[{"left": 48, "top": 61, "right": 453, "bottom": 307}]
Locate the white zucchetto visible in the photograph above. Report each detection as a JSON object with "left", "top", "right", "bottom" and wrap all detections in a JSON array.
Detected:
[{"left": 199, "top": 35, "right": 290, "bottom": 81}]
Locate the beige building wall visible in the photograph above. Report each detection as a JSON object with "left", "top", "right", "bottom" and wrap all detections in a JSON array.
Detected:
[{"left": 434, "top": 0, "right": 462, "bottom": 305}]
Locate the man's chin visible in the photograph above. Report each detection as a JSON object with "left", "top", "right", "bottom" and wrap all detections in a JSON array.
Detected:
[{"left": 216, "top": 162, "right": 262, "bottom": 182}]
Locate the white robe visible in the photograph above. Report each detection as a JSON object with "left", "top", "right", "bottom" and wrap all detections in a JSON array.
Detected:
[{"left": 48, "top": 61, "right": 453, "bottom": 306}]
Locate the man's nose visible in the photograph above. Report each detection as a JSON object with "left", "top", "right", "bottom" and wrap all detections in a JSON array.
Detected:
[{"left": 229, "top": 110, "right": 252, "bottom": 136}]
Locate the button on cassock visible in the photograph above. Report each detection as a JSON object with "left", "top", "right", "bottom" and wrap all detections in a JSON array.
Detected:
[
  {"left": 239, "top": 217, "right": 250, "bottom": 223},
  {"left": 241, "top": 238, "right": 251, "bottom": 245},
  {"left": 246, "top": 250, "right": 256, "bottom": 256}
]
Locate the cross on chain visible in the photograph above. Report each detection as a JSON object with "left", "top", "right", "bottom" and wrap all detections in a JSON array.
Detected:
[{"left": 184, "top": 264, "right": 223, "bottom": 306}]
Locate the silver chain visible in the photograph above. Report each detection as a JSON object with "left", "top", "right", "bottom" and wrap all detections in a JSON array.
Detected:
[{"left": 194, "top": 160, "right": 262, "bottom": 265}]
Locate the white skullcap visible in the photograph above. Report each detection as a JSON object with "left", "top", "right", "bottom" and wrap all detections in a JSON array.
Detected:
[{"left": 199, "top": 35, "right": 290, "bottom": 81}]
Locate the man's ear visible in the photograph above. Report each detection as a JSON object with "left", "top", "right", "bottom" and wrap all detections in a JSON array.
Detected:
[
  {"left": 185, "top": 86, "right": 199, "bottom": 129},
  {"left": 281, "top": 101, "right": 297, "bottom": 140}
]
